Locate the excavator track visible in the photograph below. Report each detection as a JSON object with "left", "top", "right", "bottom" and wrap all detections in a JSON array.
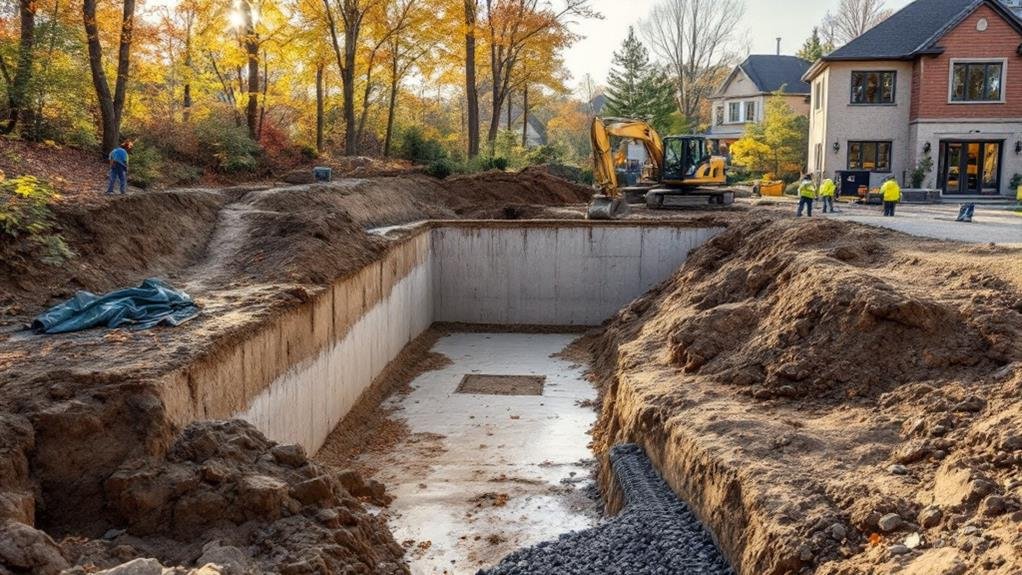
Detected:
[{"left": 646, "top": 187, "right": 736, "bottom": 209}]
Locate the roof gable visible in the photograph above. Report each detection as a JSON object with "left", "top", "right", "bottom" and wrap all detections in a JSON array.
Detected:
[
  {"left": 718, "top": 55, "right": 812, "bottom": 96},
  {"left": 824, "top": 0, "right": 1022, "bottom": 62}
]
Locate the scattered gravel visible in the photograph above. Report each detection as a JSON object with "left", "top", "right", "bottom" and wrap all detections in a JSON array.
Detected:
[{"left": 479, "top": 444, "right": 733, "bottom": 575}]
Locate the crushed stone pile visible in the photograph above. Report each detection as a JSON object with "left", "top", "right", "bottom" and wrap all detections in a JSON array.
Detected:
[
  {"left": 4, "top": 420, "right": 408, "bottom": 575},
  {"left": 480, "top": 444, "right": 732, "bottom": 575}
]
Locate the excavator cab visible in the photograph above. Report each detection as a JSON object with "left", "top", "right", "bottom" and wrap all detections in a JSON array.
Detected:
[{"left": 662, "top": 136, "right": 708, "bottom": 181}]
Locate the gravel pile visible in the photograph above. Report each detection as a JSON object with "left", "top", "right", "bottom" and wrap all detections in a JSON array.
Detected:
[{"left": 479, "top": 444, "right": 733, "bottom": 575}]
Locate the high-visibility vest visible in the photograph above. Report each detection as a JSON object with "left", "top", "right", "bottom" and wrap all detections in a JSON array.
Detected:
[
  {"left": 798, "top": 182, "right": 816, "bottom": 198},
  {"left": 819, "top": 179, "right": 836, "bottom": 197},
  {"left": 881, "top": 180, "right": 901, "bottom": 202}
]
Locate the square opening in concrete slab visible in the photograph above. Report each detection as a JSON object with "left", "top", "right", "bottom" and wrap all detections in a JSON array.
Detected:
[{"left": 455, "top": 374, "right": 545, "bottom": 396}]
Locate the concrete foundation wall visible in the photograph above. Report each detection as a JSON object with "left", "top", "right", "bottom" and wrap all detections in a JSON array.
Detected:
[
  {"left": 432, "top": 226, "right": 721, "bottom": 326},
  {"left": 239, "top": 260, "right": 433, "bottom": 452},
  {"left": 199, "top": 224, "right": 718, "bottom": 453}
]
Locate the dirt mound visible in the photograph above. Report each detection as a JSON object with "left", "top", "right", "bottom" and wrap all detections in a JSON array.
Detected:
[
  {"left": 435, "top": 167, "right": 592, "bottom": 217},
  {"left": 663, "top": 217, "right": 1018, "bottom": 400},
  {"left": 56, "top": 420, "right": 407, "bottom": 574},
  {"left": 590, "top": 214, "right": 1022, "bottom": 574},
  {"left": 0, "top": 190, "right": 226, "bottom": 313}
]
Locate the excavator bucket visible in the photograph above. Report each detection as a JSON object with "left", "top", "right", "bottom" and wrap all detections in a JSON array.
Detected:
[{"left": 586, "top": 194, "right": 630, "bottom": 220}]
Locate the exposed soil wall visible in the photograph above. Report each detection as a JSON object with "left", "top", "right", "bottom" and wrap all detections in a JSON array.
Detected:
[{"left": 591, "top": 215, "right": 1022, "bottom": 574}]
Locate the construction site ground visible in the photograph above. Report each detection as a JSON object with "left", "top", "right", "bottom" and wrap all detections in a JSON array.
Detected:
[{"left": 0, "top": 168, "right": 1019, "bottom": 575}]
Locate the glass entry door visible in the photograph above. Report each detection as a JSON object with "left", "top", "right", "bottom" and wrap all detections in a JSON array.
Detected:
[{"left": 939, "top": 141, "right": 1002, "bottom": 195}]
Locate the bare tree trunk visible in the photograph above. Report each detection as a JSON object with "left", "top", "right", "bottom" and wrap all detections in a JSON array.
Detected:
[
  {"left": 240, "top": 0, "right": 259, "bottom": 140},
  {"left": 316, "top": 63, "right": 325, "bottom": 153},
  {"left": 383, "top": 43, "right": 399, "bottom": 157},
  {"left": 83, "top": 0, "right": 135, "bottom": 156},
  {"left": 3, "top": 0, "right": 35, "bottom": 134},
  {"left": 506, "top": 92, "right": 512, "bottom": 130},
  {"left": 258, "top": 48, "right": 268, "bottom": 139},
  {"left": 182, "top": 12, "right": 193, "bottom": 123},
  {"left": 341, "top": 3, "right": 359, "bottom": 155},
  {"left": 464, "top": 0, "right": 480, "bottom": 158},
  {"left": 521, "top": 85, "right": 528, "bottom": 147}
]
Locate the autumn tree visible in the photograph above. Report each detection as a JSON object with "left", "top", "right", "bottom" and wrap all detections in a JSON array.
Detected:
[
  {"left": 482, "top": 0, "right": 595, "bottom": 150},
  {"left": 1, "top": 0, "right": 36, "bottom": 133},
  {"left": 641, "top": 0, "right": 744, "bottom": 130},
  {"left": 83, "top": 0, "right": 135, "bottom": 155},
  {"left": 382, "top": 0, "right": 432, "bottom": 156},
  {"left": 730, "top": 93, "right": 808, "bottom": 180},
  {"left": 464, "top": 0, "right": 480, "bottom": 157},
  {"left": 822, "top": 0, "right": 892, "bottom": 46}
]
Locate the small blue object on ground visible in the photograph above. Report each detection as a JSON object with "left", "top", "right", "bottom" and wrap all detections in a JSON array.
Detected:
[
  {"left": 32, "top": 278, "right": 200, "bottom": 334},
  {"left": 313, "top": 167, "right": 333, "bottom": 182}
]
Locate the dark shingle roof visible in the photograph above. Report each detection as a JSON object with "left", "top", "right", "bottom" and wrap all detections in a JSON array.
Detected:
[
  {"left": 735, "top": 55, "right": 812, "bottom": 94},
  {"left": 825, "top": 0, "right": 1022, "bottom": 61}
]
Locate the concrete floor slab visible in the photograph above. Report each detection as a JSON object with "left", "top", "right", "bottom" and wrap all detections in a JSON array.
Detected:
[{"left": 359, "top": 332, "right": 599, "bottom": 575}]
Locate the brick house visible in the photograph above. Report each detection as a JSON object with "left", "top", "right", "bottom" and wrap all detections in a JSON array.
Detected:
[
  {"left": 707, "top": 55, "right": 812, "bottom": 154},
  {"left": 804, "top": 0, "right": 1022, "bottom": 198}
]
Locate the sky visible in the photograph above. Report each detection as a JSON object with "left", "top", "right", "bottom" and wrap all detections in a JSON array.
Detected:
[{"left": 563, "top": 0, "right": 914, "bottom": 94}]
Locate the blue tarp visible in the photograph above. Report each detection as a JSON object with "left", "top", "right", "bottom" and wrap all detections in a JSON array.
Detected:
[{"left": 32, "top": 278, "right": 200, "bottom": 334}]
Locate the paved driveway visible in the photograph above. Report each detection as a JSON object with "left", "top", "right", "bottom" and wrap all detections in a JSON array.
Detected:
[{"left": 804, "top": 202, "right": 1022, "bottom": 246}]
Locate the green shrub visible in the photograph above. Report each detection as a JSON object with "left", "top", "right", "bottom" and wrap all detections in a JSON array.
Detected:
[
  {"left": 784, "top": 181, "right": 800, "bottom": 196},
  {"left": 0, "top": 176, "right": 73, "bottom": 265},
  {"left": 426, "top": 159, "right": 454, "bottom": 179},
  {"left": 195, "top": 117, "right": 259, "bottom": 173},
  {"left": 126, "top": 143, "right": 163, "bottom": 189},
  {"left": 910, "top": 156, "right": 934, "bottom": 188},
  {"left": 524, "top": 145, "right": 564, "bottom": 166},
  {"left": 397, "top": 127, "right": 447, "bottom": 165},
  {"left": 1010, "top": 173, "right": 1022, "bottom": 189}
]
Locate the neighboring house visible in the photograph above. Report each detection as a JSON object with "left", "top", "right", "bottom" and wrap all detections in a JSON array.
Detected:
[
  {"left": 805, "top": 0, "right": 1022, "bottom": 198},
  {"left": 507, "top": 107, "right": 548, "bottom": 148},
  {"left": 707, "top": 55, "right": 813, "bottom": 153}
]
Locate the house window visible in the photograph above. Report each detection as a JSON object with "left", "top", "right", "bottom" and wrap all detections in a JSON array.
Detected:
[
  {"left": 951, "top": 61, "right": 1003, "bottom": 102},
  {"left": 715, "top": 106, "right": 724, "bottom": 126},
  {"left": 814, "top": 143, "right": 823, "bottom": 173},
  {"left": 814, "top": 80, "right": 822, "bottom": 110},
  {"left": 728, "top": 102, "right": 741, "bottom": 123},
  {"left": 744, "top": 101, "right": 756, "bottom": 122},
  {"left": 850, "top": 71, "right": 896, "bottom": 104},
  {"left": 848, "top": 141, "right": 892, "bottom": 171}
]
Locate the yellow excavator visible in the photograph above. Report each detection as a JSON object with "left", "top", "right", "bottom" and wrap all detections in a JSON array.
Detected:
[{"left": 587, "top": 117, "right": 734, "bottom": 219}]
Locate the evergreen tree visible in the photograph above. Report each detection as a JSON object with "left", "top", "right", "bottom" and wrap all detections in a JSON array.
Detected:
[
  {"left": 603, "top": 27, "right": 677, "bottom": 133},
  {"left": 796, "top": 28, "right": 834, "bottom": 62}
]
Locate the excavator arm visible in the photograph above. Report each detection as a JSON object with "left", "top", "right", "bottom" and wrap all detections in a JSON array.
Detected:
[{"left": 590, "top": 117, "right": 664, "bottom": 195}]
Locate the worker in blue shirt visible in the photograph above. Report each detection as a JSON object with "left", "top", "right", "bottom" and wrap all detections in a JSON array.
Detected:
[{"left": 106, "top": 141, "right": 132, "bottom": 195}]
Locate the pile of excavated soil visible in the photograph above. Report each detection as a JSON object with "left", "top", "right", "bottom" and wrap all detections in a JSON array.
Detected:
[
  {"left": 435, "top": 167, "right": 593, "bottom": 217},
  {"left": 591, "top": 215, "right": 1022, "bottom": 574},
  {"left": 2, "top": 419, "right": 406, "bottom": 575}
]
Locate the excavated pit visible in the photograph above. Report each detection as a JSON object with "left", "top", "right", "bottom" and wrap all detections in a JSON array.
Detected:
[{"left": 190, "top": 221, "right": 729, "bottom": 573}]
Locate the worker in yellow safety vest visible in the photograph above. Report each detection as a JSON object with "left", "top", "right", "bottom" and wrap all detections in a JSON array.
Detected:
[
  {"left": 881, "top": 176, "right": 901, "bottom": 217},
  {"left": 797, "top": 177, "right": 817, "bottom": 217},
  {"left": 819, "top": 177, "right": 837, "bottom": 214}
]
